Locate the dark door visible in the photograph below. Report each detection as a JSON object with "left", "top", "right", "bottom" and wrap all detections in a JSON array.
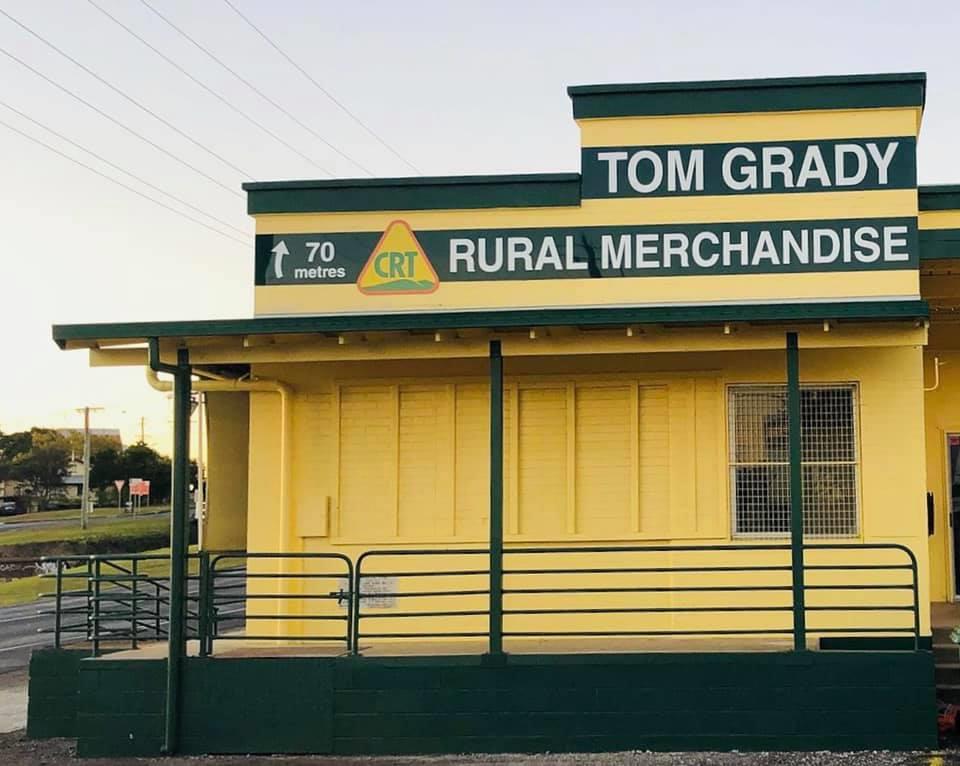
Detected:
[{"left": 950, "top": 435, "right": 960, "bottom": 597}]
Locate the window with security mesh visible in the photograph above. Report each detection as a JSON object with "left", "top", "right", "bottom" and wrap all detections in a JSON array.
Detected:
[{"left": 728, "top": 385, "right": 859, "bottom": 537}]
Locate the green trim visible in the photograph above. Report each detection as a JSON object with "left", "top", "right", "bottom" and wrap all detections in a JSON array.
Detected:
[
  {"left": 488, "top": 340, "right": 503, "bottom": 657},
  {"left": 568, "top": 72, "right": 926, "bottom": 119},
  {"left": 919, "top": 184, "right": 960, "bottom": 211},
  {"left": 243, "top": 173, "right": 582, "bottom": 214},
  {"left": 819, "top": 636, "right": 933, "bottom": 651},
  {"left": 157, "top": 345, "right": 191, "bottom": 755},
  {"left": 786, "top": 333, "right": 806, "bottom": 651},
  {"left": 920, "top": 228, "right": 960, "bottom": 259},
  {"left": 52, "top": 300, "right": 929, "bottom": 348}
]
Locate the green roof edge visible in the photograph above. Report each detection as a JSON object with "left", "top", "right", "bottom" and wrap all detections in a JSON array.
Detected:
[
  {"left": 244, "top": 172, "right": 582, "bottom": 215},
  {"left": 919, "top": 185, "right": 960, "bottom": 211},
  {"left": 567, "top": 72, "right": 926, "bottom": 119},
  {"left": 52, "top": 300, "right": 929, "bottom": 349}
]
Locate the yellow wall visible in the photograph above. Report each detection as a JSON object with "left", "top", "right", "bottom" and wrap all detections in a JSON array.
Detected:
[
  {"left": 241, "top": 336, "right": 931, "bottom": 641},
  {"left": 922, "top": 348, "right": 960, "bottom": 602},
  {"left": 204, "top": 392, "right": 250, "bottom": 551}
]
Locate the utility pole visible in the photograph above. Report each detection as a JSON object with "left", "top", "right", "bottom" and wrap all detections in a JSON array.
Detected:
[
  {"left": 140, "top": 416, "right": 146, "bottom": 444},
  {"left": 76, "top": 406, "right": 104, "bottom": 530}
]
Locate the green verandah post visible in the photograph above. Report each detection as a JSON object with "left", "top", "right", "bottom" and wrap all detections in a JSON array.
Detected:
[
  {"left": 786, "top": 332, "right": 806, "bottom": 651},
  {"left": 489, "top": 339, "right": 504, "bottom": 656},
  {"left": 148, "top": 339, "right": 191, "bottom": 754}
]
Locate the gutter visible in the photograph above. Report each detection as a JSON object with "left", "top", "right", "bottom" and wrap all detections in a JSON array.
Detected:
[{"left": 144, "top": 366, "right": 294, "bottom": 552}]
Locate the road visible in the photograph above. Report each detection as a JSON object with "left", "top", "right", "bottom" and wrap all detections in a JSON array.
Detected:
[
  {"left": 0, "top": 599, "right": 52, "bottom": 674},
  {"left": 0, "top": 577, "right": 244, "bottom": 673}
]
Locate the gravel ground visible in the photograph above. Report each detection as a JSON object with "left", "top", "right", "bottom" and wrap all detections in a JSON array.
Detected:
[{"left": 0, "top": 732, "right": 956, "bottom": 766}]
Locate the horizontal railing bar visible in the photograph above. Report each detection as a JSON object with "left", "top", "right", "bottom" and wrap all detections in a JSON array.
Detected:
[
  {"left": 507, "top": 544, "right": 792, "bottom": 554},
  {"left": 91, "top": 612, "right": 198, "bottom": 623},
  {"left": 236, "top": 615, "right": 348, "bottom": 621},
  {"left": 212, "top": 552, "right": 349, "bottom": 559},
  {"left": 358, "top": 549, "right": 488, "bottom": 558},
  {"left": 503, "top": 629, "right": 795, "bottom": 637},
  {"left": 361, "top": 589, "right": 490, "bottom": 598},
  {"left": 808, "top": 628, "right": 915, "bottom": 633},
  {"left": 503, "top": 566, "right": 793, "bottom": 576},
  {"left": 357, "top": 632, "right": 489, "bottom": 639},
  {"left": 503, "top": 585, "right": 792, "bottom": 594},
  {"left": 804, "top": 605, "right": 914, "bottom": 611},
  {"left": 357, "top": 610, "right": 489, "bottom": 619},
  {"left": 40, "top": 623, "right": 90, "bottom": 633},
  {"left": 213, "top": 635, "right": 347, "bottom": 642},
  {"left": 212, "top": 594, "right": 343, "bottom": 602},
  {"left": 503, "top": 606, "right": 793, "bottom": 615},
  {"left": 805, "top": 584, "right": 913, "bottom": 590},
  {"left": 357, "top": 570, "right": 489, "bottom": 578},
  {"left": 213, "top": 571, "right": 348, "bottom": 581},
  {"left": 804, "top": 565, "right": 913, "bottom": 571}
]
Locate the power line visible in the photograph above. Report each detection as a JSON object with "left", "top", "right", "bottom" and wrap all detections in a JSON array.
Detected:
[
  {"left": 220, "top": 0, "right": 421, "bottom": 175},
  {"left": 0, "top": 7, "right": 253, "bottom": 181},
  {"left": 84, "top": 0, "right": 335, "bottom": 176},
  {"left": 0, "top": 98, "right": 249, "bottom": 237},
  {"left": 0, "top": 115, "right": 247, "bottom": 245},
  {"left": 137, "top": 0, "right": 373, "bottom": 177},
  {"left": 0, "top": 45, "right": 242, "bottom": 198}
]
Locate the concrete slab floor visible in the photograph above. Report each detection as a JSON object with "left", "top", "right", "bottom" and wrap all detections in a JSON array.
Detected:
[{"left": 0, "top": 670, "right": 27, "bottom": 735}]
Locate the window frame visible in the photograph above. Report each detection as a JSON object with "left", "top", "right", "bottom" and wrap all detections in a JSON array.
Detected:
[{"left": 726, "top": 382, "right": 862, "bottom": 540}]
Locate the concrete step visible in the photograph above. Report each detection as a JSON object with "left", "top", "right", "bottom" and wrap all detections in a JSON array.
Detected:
[
  {"left": 937, "top": 664, "right": 960, "bottom": 686},
  {"left": 934, "top": 627, "right": 954, "bottom": 643},
  {"left": 935, "top": 643, "right": 960, "bottom": 664}
]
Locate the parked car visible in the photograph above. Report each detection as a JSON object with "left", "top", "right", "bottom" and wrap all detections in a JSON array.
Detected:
[{"left": 0, "top": 497, "right": 26, "bottom": 516}]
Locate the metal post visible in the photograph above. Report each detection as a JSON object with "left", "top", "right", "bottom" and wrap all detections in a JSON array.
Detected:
[
  {"left": 80, "top": 407, "right": 90, "bottom": 530},
  {"left": 198, "top": 551, "right": 210, "bottom": 658},
  {"left": 488, "top": 340, "right": 504, "bottom": 656},
  {"left": 131, "top": 558, "right": 139, "bottom": 650},
  {"left": 149, "top": 339, "right": 191, "bottom": 754},
  {"left": 92, "top": 559, "right": 101, "bottom": 658},
  {"left": 786, "top": 332, "right": 806, "bottom": 651},
  {"left": 53, "top": 560, "right": 63, "bottom": 650}
]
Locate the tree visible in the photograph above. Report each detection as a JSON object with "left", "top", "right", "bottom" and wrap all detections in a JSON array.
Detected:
[
  {"left": 121, "top": 442, "right": 172, "bottom": 502},
  {"left": 90, "top": 446, "right": 123, "bottom": 490},
  {"left": 11, "top": 429, "right": 71, "bottom": 509},
  {"left": 0, "top": 430, "right": 32, "bottom": 483}
]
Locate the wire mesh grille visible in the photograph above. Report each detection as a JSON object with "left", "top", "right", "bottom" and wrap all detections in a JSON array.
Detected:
[{"left": 729, "top": 385, "right": 859, "bottom": 538}]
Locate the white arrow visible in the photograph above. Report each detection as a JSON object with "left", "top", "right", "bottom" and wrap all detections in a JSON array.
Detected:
[{"left": 272, "top": 240, "right": 289, "bottom": 279}]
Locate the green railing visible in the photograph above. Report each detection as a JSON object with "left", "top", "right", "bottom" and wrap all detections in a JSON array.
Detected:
[
  {"left": 352, "top": 543, "right": 921, "bottom": 653},
  {"left": 38, "top": 554, "right": 203, "bottom": 656},
  {"left": 29, "top": 542, "right": 921, "bottom": 656},
  {"left": 199, "top": 551, "right": 354, "bottom": 656}
]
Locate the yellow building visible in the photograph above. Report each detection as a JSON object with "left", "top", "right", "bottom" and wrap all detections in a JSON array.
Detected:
[{"left": 39, "top": 72, "right": 957, "bottom": 756}]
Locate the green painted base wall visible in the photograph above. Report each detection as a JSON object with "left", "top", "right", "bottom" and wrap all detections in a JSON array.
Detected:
[
  {"left": 27, "top": 649, "right": 86, "bottom": 739},
  {"left": 40, "top": 651, "right": 937, "bottom": 757}
]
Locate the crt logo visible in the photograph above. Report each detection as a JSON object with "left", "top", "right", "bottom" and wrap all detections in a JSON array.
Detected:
[{"left": 357, "top": 220, "right": 439, "bottom": 295}]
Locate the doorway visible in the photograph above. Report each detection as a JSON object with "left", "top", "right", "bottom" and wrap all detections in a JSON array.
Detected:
[{"left": 948, "top": 434, "right": 960, "bottom": 600}]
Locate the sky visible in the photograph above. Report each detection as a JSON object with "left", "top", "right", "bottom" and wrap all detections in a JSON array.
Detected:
[{"left": 0, "top": 0, "right": 958, "bottom": 455}]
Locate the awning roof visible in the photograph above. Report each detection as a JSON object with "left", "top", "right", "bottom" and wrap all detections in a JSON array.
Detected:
[{"left": 52, "top": 300, "right": 928, "bottom": 349}]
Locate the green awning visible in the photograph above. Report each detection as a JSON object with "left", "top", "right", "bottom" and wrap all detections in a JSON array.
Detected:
[{"left": 53, "top": 300, "right": 929, "bottom": 349}]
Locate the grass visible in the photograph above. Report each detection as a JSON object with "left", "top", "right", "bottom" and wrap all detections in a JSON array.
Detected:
[
  {"left": 1, "top": 504, "right": 169, "bottom": 525},
  {"left": 0, "top": 514, "right": 170, "bottom": 548},
  {"left": 0, "top": 545, "right": 199, "bottom": 607}
]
